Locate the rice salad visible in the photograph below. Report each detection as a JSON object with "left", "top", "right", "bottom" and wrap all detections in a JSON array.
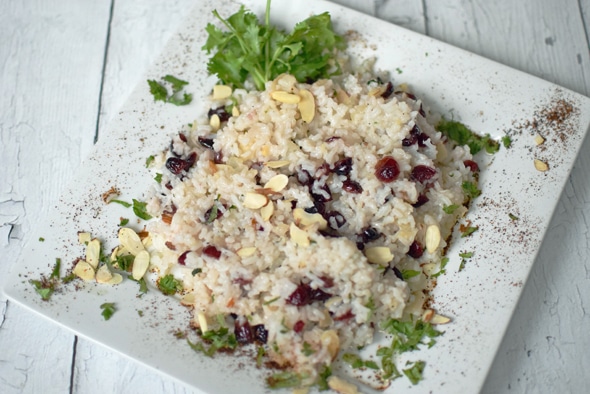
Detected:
[{"left": 142, "top": 69, "right": 476, "bottom": 388}]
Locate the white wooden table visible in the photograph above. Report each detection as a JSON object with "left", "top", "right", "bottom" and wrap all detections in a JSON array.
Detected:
[{"left": 1, "top": 0, "right": 589, "bottom": 393}]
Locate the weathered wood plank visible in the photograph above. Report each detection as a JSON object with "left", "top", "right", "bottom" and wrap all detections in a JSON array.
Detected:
[{"left": 0, "top": 0, "right": 112, "bottom": 393}]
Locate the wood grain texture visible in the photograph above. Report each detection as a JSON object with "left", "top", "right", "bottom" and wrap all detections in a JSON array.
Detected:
[{"left": 1, "top": 0, "right": 588, "bottom": 393}]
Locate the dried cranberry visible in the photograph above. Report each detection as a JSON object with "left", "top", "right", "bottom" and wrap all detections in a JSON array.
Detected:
[
  {"left": 315, "top": 163, "right": 331, "bottom": 178},
  {"left": 342, "top": 179, "right": 363, "bottom": 194},
  {"left": 325, "top": 136, "right": 341, "bottom": 143},
  {"left": 326, "top": 211, "right": 346, "bottom": 229},
  {"left": 464, "top": 160, "right": 480, "bottom": 172},
  {"left": 310, "top": 288, "right": 331, "bottom": 302},
  {"left": 204, "top": 204, "right": 224, "bottom": 222},
  {"left": 213, "top": 151, "right": 224, "bottom": 164},
  {"left": 166, "top": 157, "right": 187, "bottom": 175},
  {"left": 381, "top": 81, "right": 394, "bottom": 99},
  {"left": 360, "top": 227, "right": 381, "bottom": 243},
  {"left": 407, "top": 241, "right": 424, "bottom": 258},
  {"left": 375, "top": 156, "right": 400, "bottom": 183},
  {"left": 320, "top": 276, "right": 334, "bottom": 288},
  {"left": 202, "top": 245, "right": 221, "bottom": 259},
  {"left": 178, "top": 251, "right": 190, "bottom": 265},
  {"left": 332, "top": 157, "right": 353, "bottom": 176},
  {"left": 253, "top": 324, "right": 268, "bottom": 343},
  {"left": 418, "top": 104, "right": 426, "bottom": 118},
  {"left": 293, "top": 320, "right": 305, "bottom": 333},
  {"left": 234, "top": 317, "right": 253, "bottom": 344},
  {"left": 208, "top": 106, "right": 230, "bottom": 122},
  {"left": 411, "top": 165, "right": 437, "bottom": 183},
  {"left": 334, "top": 310, "right": 355, "bottom": 321},
  {"left": 165, "top": 181, "right": 173, "bottom": 190},
  {"left": 413, "top": 194, "right": 429, "bottom": 208},
  {"left": 296, "top": 169, "right": 313, "bottom": 187},
  {"left": 286, "top": 283, "right": 311, "bottom": 306},
  {"left": 198, "top": 136, "right": 215, "bottom": 150},
  {"left": 185, "top": 152, "right": 197, "bottom": 169},
  {"left": 416, "top": 132, "right": 430, "bottom": 147},
  {"left": 304, "top": 206, "right": 319, "bottom": 214},
  {"left": 178, "top": 133, "right": 188, "bottom": 143},
  {"left": 402, "top": 134, "right": 417, "bottom": 146},
  {"left": 311, "top": 183, "right": 332, "bottom": 203}
]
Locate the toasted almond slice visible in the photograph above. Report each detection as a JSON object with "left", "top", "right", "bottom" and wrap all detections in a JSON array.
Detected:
[
  {"left": 327, "top": 376, "right": 358, "bottom": 394},
  {"left": 293, "top": 208, "right": 327, "bottom": 230},
  {"left": 270, "top": 91, "right": 301, "bottom": 104},
  {"left": 212, "top": 84, "right": 232, "bottom": 100},
  {"left": 260, "top": 201, "right": 274, "bottom": 221},
  {"left": 293, "top": 388, "right": 310, "bottom": 394},
  {"left": 365, "top": 246, "right": 393, "bottom": 265},
  {"left": 85, "top": 238, "right": 101, "bottom": 269},
  {"left": 534, "top": 159, "right": 549, "bottom": 172},
  {"left": 197, "top": 312, "right": 208, "bottom": 333},
  {"left": 180, "top": 293, "right": 196, "bottom": 306},
  {"left": 132, "top": 250, "right": 150, "bottom": 280},
  {"left": 231, "top": 106, "right": 240, "bottom": 117},
  {"left": 290, "top": 223, "right": 310, "bottom": 247},
  {"left": 425, "top": 225, "right": 441, "bottom": 254},
  {"left": 274, "top": 73, "right": 297, "bottom": 89},
  {"left": 73, "top": 260, "right": 95, "bottom": 282},
  {"left": 298, "top": 89, "right": 316, "bottom": 123},
  {"left": 107, "top": 273, "right": 123, "bottom": 285},
  {"left": 243, "top": 192, "right": 268, "bottom": 209},
  {"left": 78, "top": 232, "right": 91, "bottom": 245},
  {"left": 96, "top": 264, "right": 114, "bottom": 284},
  {"left": 118, "top": 228, "right": 145, "bottom": 256},
  {"left": 534, "top": 134, "right": 545, "bottom": 145},
  {"left": 421, "top": 308, "right": 435, "bottom": 323},
  {"left": 209, "top": 113, "right": 221, "bottom": 131},
  {"left": 264, "top": 174, "right": 289, "bottom": 192},
  {"left": 141, "top": 234, "right": 153, "bottom": 249},
  {"left": 320, "top": 330, "right": 340, "bottom": 360},
  {"left": 430, "top": 313, "right": 452, "bottom": 325},
  {"left": 237, "top": 247, "right": 257, "bottom": 258},
  {"left": 265, "top": 160, "right": 290, "bottom": 169}
]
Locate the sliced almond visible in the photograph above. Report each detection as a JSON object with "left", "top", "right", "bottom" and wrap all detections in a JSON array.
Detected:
[
  {"left": 132, "top": 250, "right": 150, "bottom": 280},
  {"left": 265, "top": 160, "right": 290, "bottom": 169},
  {"left": 421, "top": 308, "right": 435, "bottom": 323},
  {"left": 534, "top": 134, "right": 545, "bottom": 145},
  {"left": 231, "top": 106, "right": 240, "bottom": 117},
  {"left": 260, "top": 201, "right": 274, "bottom": 221},
  {"left": 237, "top": 247, "right": 257, "bottom": 258},
  {"left": 365, "top": 246, "right": 393, "bottom": 265},
  {"left": 263, "top": 174, "right": 289, "bottom": 193},
  {"left": 180, "top": 293, "right": 196, "bottom": 306},
  {"left": 298, "top": 89, "right": 316, "bottom": 123},
  {"left": 95, "top": 264, "right": 114, "bottom": 284},
  {"left": 270, "top": 91, "right": 301, "bottom": 104},
  {"left": 534, "top": 159, "right": 549, "bottom": 172},
  {"left": 293, "top": 388, "right": 310, "bottom": 394},
  {"left": 293, "top": 208, "right": 327, "bottom": 230},
  {"left": 209, "top": 113, "right": 221, "bottom": 131},
  {"left": 320, "top": 330, "right": 340, "bottom": 360},
  {"left": 212, "top": 84, "right": 232, "bottom": 100},
  {"left": 243, "top": 192, "right": 268, "bottom": 209},
  {"left": 85, "top": 238, "right": 101, "bottom": 269},
  {"left": 425, "top": 225, "right": 441, "bottom": 254},
  {"left": 107, "top": 273, "right": 123, "bottom": 285},
  {"left": 197, "top": 312, "right": 208, "bottom": 333},
  {"left": 430, "top": 313, "right": 452, "bottom": 325},
  {"left": 73, "top": 260, "right": 95, "bottom": 282},
  {"left": 327, "top": 376, "right": 358, "bottom": 394},
  {"left": 118, "top": 228, "right": 145, "bottom": 256},
  {"left": 421, "top": 263, "right": 438, "bottom": 276},
  {"left": 290, "top": 223, "right": 310, "bottom": 247},
  {"left": 78, "top": 232, "right": 91, "bottom": 245}
]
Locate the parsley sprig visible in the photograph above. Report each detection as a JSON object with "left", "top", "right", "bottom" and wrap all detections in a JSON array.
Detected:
[
  {"left": 437, "top": 119, "right": 499, "bottom": 155},
  {"left": 147, "top": 75, "right": 192, "bottom": 106},
  {"left": 203, "top": 0, "right": 345, "bottom": 90}
]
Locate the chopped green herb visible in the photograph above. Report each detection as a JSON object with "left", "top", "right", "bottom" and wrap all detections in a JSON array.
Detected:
[
  {"left": 173, "top": 329, "right": 187, "bottom": 339},
  {"left": 459, "top": 251, "right": 474, "bottom": 259},
  {"left": 187, "top": 327, "right": 238, "bottom": 357},
  {"left": 403, "top": 360, "right": 426, "bottom": 385},
  {"left": 145, "top": 155, "right": 155, "bottom": 167},
  {"left": 109, "top": 199, "right": 132, "bottom": 208},
  {"left": 502, "top": 135, "right": 512, "bottom": 148},
  {"left": 62, "top": 272, "right": 76, "bottom": 284},
  {"left": 203, "top": 1, "right": 345, "bottom": 91},
  {"left": 132, "top": 199, "right": 152, "bottom": 220},
  {"left": 263, "top": 296, "right": 280, "bottom": 305},
  {"left": 154, "top": 173, "right": 163, "bottom": 184},
  {"left": 114, "top": 254, "right": 134, "bottom": 272},
  {"left": 191, "top": 268, "right": 202, "bottom": 276},
  {"left": 302, "top": 341, "right": 315, "bottom": 356},
  {"left": 509, "top": 213, "right": 519, "bottom": 221},
  {"left": 100, "top": 302, "right": 116, "bottom": 320},
  {"left": 342, "top": 353, "right": 380, "bottom": 370},
  {"left": 50, "top": 258, "right": 61, "bottom": 279},
  {"left": 437, "top": 119, "right": 499, "bottom": 155},
  {"left": 462, "top": 181, "right": 481, "bottom": 199},
  {"left": 396, "top": 67, "right": 403, "bottom": 74},
  {"left": 30, "top": 280, "right": 54, "bottom": 301},
  {"left": 38, "top": 237, "right": 45, "bottom": 242},
  {"left": 443, "top": 204, "right": 459, "bottom": 214},
  {"left": 317, "top": 365, "right": 332, "bottom": 391},
  {"left": 147, "top": 75, "right": 192, "bottom": 106},
  {"left": 266, "top": 371, "right": 304, "bottom": 389},
  {"left": 461, "top": 226, "right": 478, "bottom": 238},
  {"left": 431, "top": 257, "right": 449, "bottom": 278},
  {"left": 401, "top": 270, "right": 421, "bottom": 280},
  {"left": 119, "top": 217, "right": 129, "bottom": 226},
  {"left": 158, "top": 274, "right": 182, "bottom": 295},
  {"left": 206, "top": 203, "right": 219, "bottom": 224},
  {"left": 256, "top": 346, "right": 265, "bottom": 368},
  {"left": 137, "top": 310, "right": 144, "bottom": 317}
]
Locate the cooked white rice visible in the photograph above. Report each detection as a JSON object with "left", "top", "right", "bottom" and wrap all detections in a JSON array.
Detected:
[{"left": 144, "top": 71, "right": 474, "bottom": 385}]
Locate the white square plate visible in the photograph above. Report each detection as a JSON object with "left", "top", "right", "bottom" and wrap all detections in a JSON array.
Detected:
[{"left": 4, "top": 0, "right": 590, "bottom": 393}]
